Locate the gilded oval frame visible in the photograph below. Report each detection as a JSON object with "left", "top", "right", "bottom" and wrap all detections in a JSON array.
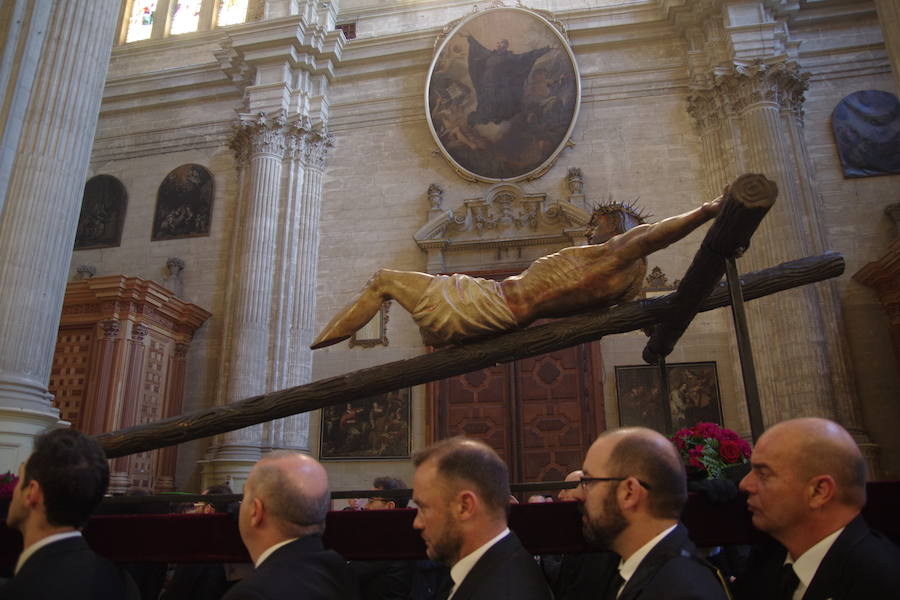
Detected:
[{"left": 425, "top": 7, "right": 581, "bottom": 183}]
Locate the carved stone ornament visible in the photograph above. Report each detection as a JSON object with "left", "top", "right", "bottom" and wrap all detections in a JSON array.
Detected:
[
  {"left": 687, "top": 60, "right": 809, "bottom": 131},
  {"left": 414, "top": 180, "right": 591, "bottom": 273},
  {"left": 302, "top": 129, "right": 334, "bottom": 169},
  {"left": 567, "top": 167, "right": 583, "bottom": 194},
  {"left": 428, "top": 183, "right": 444, "bottom": 210},
  {"left": 229, "top": 112, "right": 289, "bottom": 164},
  {"left": 425, "top": 5, "right": 580, "bottom": 182},
  {"left": 76, "top": 264, "right": 97, "bottom": 280},
  {"left": 645, "top": 266, "right": 672, "bottom": 291}
]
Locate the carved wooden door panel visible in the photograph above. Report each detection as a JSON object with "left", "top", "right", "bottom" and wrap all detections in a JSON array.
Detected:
[{"left": 432, "top": 342, "right": 603, "bottom": 484}]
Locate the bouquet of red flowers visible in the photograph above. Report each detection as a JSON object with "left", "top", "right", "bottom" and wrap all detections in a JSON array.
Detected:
[
  {"left": 670, "top": 422, "right": 751, "bottom": 479},
  {"left": 0, "top": 471, "right": 19, "bottom": 498}
]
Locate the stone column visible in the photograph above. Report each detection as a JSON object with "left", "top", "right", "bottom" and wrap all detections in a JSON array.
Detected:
[
  {"left": 200, "top": 112, "right": 287, "bottom": 489},
  {"left": 0, "top": 0, "right": 118, "bottom": 471},
  {"left": 874, "top": 0, "right": 900, "bottom": 94},
  {"left": 688, "top": 61, "right": 877, "bottom": 469}
]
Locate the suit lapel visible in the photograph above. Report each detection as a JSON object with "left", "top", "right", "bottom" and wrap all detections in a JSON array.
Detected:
[
  {"left": 801, "top": 516, "right": 867, "bottom": 600},
  {"left": 451, "top": 532, "right": 517, "bottom": 600},
  {"left": 619, "top": 525, "right": 691, "bottom": 600}
]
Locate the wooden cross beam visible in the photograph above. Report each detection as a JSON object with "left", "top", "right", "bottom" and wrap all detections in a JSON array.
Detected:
[{"left": 96, "top": 251, "right": 844, "bottom": 458}]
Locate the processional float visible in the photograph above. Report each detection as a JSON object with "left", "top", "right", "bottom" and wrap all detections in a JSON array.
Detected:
[{"left": 96, "top": 172, "right": 844, "bottom": 458}]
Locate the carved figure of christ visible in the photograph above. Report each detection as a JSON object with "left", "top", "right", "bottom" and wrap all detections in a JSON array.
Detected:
[{"left": 311, "top": 196, "right": 723, "bottom": 349}]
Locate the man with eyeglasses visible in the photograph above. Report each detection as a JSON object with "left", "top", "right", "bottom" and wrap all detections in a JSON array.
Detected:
[{"left": 572, "top": 427, "right": 729, "bottom": 600}]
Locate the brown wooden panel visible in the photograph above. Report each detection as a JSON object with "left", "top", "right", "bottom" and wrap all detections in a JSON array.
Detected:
[{"left": 434, "top": 342, "right": 602, "bottom": 484}]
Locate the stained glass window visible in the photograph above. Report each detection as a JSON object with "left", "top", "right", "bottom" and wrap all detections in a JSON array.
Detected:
[
  {"left": 170, "top": 0, "right": 203, "bottom": 35},
  {"left": 125, "top": 0, "right": 157, "bottom": 42},
  {"left": 217, "top": 0, "right": 248, "bottom": 27}
]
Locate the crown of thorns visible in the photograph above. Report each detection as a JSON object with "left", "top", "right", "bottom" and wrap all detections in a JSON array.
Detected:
[{"left": 588, "top": 199, "right": 652, "bottom": 226}]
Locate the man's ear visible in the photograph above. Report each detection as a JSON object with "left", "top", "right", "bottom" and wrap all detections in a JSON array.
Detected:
[
  {"left": 386, "top": 500, "right": 396, "bottom": 510},
  {"left": 807, "top": 475, "right": 836, "bottom": 509},
  {"left": 250, "top": 497, "right": 264, "bottom": 527},
  {"left": 23, "top": 479, "right": 42, "bottom": 510},
  {"left": 618, "top": 477, "right": 646, "bottom": 513},
  {"left": 456, "top": 490, "right": 477, "bottom": 521}
]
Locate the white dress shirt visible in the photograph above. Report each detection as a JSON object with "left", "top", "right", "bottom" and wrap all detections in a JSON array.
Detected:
[
  {"left": 15, "top": 530, "right": 82, "bottom": 574},
  {"left": 785, "top": 526, "right": 844, "bottom": 600},
  {"left": 448, "top": 527, "right": 510, "bottom": 599}
]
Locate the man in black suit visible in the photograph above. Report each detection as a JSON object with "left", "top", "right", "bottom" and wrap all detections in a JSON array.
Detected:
[
  {"left": 571, "top": 427, "right": 729, "bottom": 600},
  {"left": 0, "top": 428, "right": 139, "bottom": 600},
  {"left": 222, "top": 451, "right": 358, "bottom": 600},
  {"left": 735, "top": 417, "right": 900, "bottom": 600},
  {"left": 411, "top": 437, "right": 552, "bottom": 600}
]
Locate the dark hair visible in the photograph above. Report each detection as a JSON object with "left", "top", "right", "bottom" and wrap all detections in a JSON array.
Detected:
[
  {"left": 250, "top": 452, "right": 330, "bottom": 536},
  {"left": 606, "top": 432, "right": 687, "bottom": 519},
  {"left": 413, "top": 437, "right": 509, "bottom": 517},
  {"left": 203, "top": 483, "right": 236, "bottom": 514},
  {"left": 23, "top": 428, "right": 109, "bottom": 528},
  {"left": 373, "top": 476, "right": 409, "bottom": 508}
]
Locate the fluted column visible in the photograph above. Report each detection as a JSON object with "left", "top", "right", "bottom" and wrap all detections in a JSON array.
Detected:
[
  {"left": 688, "top": 61, "right": 876, "bottom": 469},
  {"left": 874, "top": 0, "right": 900, "bottom": 94},
  {"left": 0, "top": 0, "right": 118, "bottom": 471},
  {"left": 200, "top": 113, "right": 287, "bottom": 489}
]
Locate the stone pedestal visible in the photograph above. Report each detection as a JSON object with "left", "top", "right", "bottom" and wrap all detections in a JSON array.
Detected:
[{"left": 0, "top": 0, "right": 119, "bottom": 473}]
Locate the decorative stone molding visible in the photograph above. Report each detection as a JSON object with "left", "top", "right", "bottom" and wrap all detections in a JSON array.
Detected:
[
  {"left": 688, "top": 60, "right": 808, "bottom": 130},
  {"left": 415, "top": 180, "right": 591, "bottom": 273},
  {"left": 566, "top": 167, "right": 584, "bottom": 195}
]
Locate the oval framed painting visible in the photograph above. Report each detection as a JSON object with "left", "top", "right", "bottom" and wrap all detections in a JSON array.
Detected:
[{"left": 425, "top": 7, "right": 581, "bottom": 183}]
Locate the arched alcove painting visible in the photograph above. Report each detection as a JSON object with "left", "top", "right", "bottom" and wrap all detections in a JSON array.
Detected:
[
  {"left": 831, "top": 90, "right": 900, "bottom": 178},
  {"left": 74, "top": 175, "right": 128, "bottom": 250},
  {"left": 426, "top": 7, "right": 581, "bottom": 183},
  {"left": 152, "top": 164, "right": 214, "bottom": 241}
]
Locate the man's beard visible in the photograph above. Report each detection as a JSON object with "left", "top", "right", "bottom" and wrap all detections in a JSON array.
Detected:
[
  {"left": 581, "top": 489, "right": 628, "bottom": 549},
  {"left": 426, "top": 516, "right": 464, "bottom": 566}
]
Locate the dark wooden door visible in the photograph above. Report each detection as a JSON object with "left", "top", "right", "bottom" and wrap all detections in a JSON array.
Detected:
[{"left": 431, "top": 341, "right": 604, "bottom": 484}]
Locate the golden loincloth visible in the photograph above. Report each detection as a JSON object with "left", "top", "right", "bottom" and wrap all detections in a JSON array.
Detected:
[{"left": 411, "top": 274, "right": 519, "bottom": 346}]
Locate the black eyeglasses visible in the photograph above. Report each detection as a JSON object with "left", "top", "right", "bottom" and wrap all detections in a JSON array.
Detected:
[{"left": 579, "top": 477, "right": 653, "bottom": 491}]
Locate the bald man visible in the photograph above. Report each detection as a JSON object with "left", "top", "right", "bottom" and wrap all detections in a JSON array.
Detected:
[
  {"left": 223, "top": 452, "right": 359, "bottom": 600},
  {"left": 735, "top": 418, "right": 900, "bottom": 600},
  {"left": 572, "top": 428, "right": 729, "bottom": 600},
  {"left": 557, "top": 470, "right": 583, "bottom": 502},
  {"left": 412, "top": 437, "right": 552, "bottom": 600}
]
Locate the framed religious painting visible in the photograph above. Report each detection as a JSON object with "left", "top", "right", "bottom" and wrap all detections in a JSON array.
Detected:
[
  {"left": 151, "top": 164, "right": 214, "bottom": 241},
  {"left": 74, "top": 175, "right": 128, "bottom": 250},
  {"left": 319, "top": 388, "right": 411, "bottom": 460},
  {"left": 425, "top": 6, "right": 580, "bottom": 182},
  {"left": 615, "top": 362, "right": 723, "bottom": 433}
]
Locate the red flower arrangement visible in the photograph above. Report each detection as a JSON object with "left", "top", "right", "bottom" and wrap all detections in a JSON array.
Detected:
[
  {"left": 670, "top": 422, "right": 751, "bottom": 479},
  {"left": 0, "top": 471, "right": 19, "bottom": 499}
]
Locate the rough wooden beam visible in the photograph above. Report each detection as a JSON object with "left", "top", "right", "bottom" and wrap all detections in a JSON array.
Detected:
[
  {"left": 643, "top": 172, "right": 777, "bottom": 363},
  {"left": 97, "top": 252, "right": 845, "bottom": 458}
]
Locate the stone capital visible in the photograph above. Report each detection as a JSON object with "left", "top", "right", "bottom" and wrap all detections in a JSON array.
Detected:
[
  {"left": 301, "top": 130, "right": 334, "bottom": 169},
  {"left": 229, "top": 112, "right": 289, "bottom": 164},
  {"left": 688, "top": 60, "right": 808, "bottom": 130}
]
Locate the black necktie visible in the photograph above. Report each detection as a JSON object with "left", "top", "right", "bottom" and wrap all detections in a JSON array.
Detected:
[
  {"left": 778, "top": 563, "right": 800, "bottom": 600},
  {"left": 605, "top": 571, "right": 625, "bottom": 600}
]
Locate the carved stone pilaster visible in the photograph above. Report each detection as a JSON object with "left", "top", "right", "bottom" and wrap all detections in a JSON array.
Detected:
[{"left": 229, "top": 112, "right": 288, "bottom": 165}]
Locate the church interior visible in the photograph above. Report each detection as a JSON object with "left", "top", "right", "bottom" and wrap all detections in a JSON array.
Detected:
[{"left": 1, "top": 0, "right": 899, "bottom": 502}]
